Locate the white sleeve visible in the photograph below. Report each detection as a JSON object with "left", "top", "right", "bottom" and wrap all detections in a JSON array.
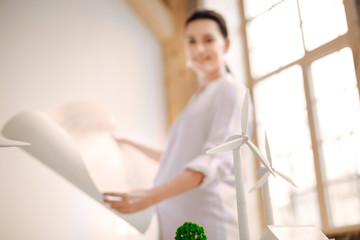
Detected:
[{"left": 185, "top": 83, "right": 241, "bottom": 187}]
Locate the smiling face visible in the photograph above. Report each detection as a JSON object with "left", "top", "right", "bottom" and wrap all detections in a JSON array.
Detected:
[{"left": 185, "top": 19, "right": 229, "bottom": 79}]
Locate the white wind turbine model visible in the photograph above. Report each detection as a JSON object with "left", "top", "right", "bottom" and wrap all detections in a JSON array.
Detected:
[
  {"left": 249, "top": 133, "right": 298, "bottom": 225},
  {"left": 207, "top": 89, "right": 275, "bottom": 240}
]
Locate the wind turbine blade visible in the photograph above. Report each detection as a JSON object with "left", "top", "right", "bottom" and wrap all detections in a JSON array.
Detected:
[
  {"left": 241, "top": 89, "right": 249, "bottom": 136},
  {"left": 206, "top": 137, "right": 244, "bottom": 154},
  {"left": 227, "top": 134, "right": 242, "bottom": 142},
  {"left": 249, "top": 171, "right": 271, "bottom": 192},
  {"left": 246, "top": 140, "right": 275, "bottom": 176},
  {"left": 274, "top": 170, "right": 299, "bottom": 188},
  {"left": 264, "top": 132, "right": 272, "bottom": 167}
]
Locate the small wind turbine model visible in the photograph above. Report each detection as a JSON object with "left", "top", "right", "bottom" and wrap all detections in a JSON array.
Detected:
[
  {"left": 249, "top": 133, "right": 298, "bottom": 225},
  {"left": 207, "top": 89, "right": 275, "bottom": 240}
]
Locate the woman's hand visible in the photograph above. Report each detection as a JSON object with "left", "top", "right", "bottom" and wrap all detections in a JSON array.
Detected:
[
  {"left": 103, "top": 170, "right": 204, "bottom": 214},
  {"left": 103, "top": 190, "right": 155, "bottom": 214}
]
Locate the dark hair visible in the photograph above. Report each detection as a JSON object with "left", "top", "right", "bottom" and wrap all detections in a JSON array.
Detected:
[{"left": 185, "top": 9, "right": 228, "bottom": 40}]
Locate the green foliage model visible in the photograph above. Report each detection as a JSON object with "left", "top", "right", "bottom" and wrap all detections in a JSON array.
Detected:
[{"left": 175, "top": 222, "right": 207, "bottom": 240}]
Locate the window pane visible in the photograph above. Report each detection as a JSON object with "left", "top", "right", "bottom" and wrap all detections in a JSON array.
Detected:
[
  {"left": 291, "top": 147, "right": 317, "bottom": 190},
  {"left": 321, "top": 132, "right": 360, "bottom": 181},
  {"left": 254, "top": 71, "right": 307, "bottom": 124},
  {"left": 315, "top": 88, "right": 360, "bottom": 139},
  {"left": 310, "top": 47, "right": 360, "bottom": 227},
  {"left": 244, "top": 0, "right": 282, "bottom": 18},
  {"left": 311, "top": 48, "right": 357, "bottom": 100},
  {"left": 311, "top": 48, "right": 360, "bottom": 139},
  {"left": 247, "top": 0, "right": 304, "bottom": 78},
  {"left": 268, "top": 150, "right": 321, "bottom": 227},
  {"left": 293, "top": 189, "right": 321, "bottom": 226},
  {"left": 327, "top": 180, "right": 360, "bottom": 227},
  {"left": 298, "top": 0, "right": 348, "bottom": 51},
  {"left": 253, "top": 65, "right": 319, "bottom": 225}
]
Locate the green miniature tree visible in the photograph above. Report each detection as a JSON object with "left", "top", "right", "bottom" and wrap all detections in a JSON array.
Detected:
[{"left": 175, "top": 222, "right": 207, "bottom": 240}]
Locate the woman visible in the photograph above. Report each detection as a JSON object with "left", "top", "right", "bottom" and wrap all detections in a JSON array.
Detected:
[{"left": 104, "top": 9, "right": 249, "bottom": 239}]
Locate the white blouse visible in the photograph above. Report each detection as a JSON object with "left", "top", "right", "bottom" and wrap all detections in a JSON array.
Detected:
[{"left": 154, "top": 74, "right": 249, "bottom": 240}]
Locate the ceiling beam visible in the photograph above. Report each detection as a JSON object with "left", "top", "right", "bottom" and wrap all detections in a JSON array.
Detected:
[{"left": 124, "top": 0, "right": 174, "bottom": 41}]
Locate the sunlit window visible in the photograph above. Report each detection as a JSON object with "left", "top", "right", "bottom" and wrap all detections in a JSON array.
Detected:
[
  {"left": 244, "top": 0, "right": 283, "bottom": 18},
  {"left": 253, "top": 65, "right": 320, "bottom": 226},
  {"left": 299, "top": 0, "right": 348, "bottom": 51},
  {"left": 242, "top": 0, "right": 360, "bottom": 235},
  {"left": 247, "top": 0, "right": 304, "bottom": 77},
  {"left": 310, "top": 47, "right": 360, "bottom": 227}
]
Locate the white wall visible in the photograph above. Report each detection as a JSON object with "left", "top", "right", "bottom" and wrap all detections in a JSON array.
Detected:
[{"left": 0, "top": 0, "right": 166, "bottom": 239}]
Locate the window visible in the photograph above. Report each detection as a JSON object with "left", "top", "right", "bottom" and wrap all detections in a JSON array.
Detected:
[{"left": 241, "top": 0, "right": 360, "bottom": 235}]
